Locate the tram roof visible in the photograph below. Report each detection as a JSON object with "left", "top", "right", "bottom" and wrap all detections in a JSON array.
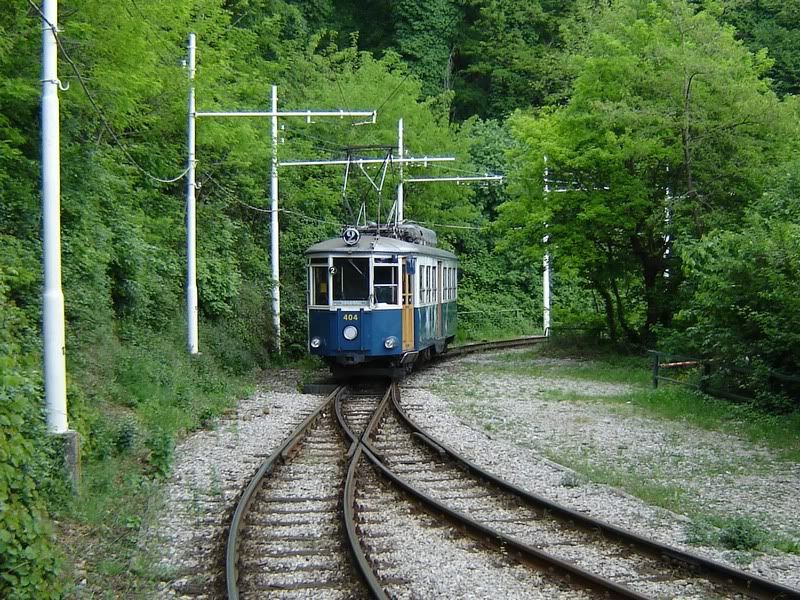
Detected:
[{"left": 305, "top": 235, "right": 457, "bottom": 260}]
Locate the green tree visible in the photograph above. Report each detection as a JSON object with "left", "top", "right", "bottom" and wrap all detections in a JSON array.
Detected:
[
  {"left": 501, "top": 0, "right": 795, "bottom": 344},
  {"left": 391, "top": 0, "right": 461, "bottom": 96},
  {"left": 675, "top": 162, "right": 800, "bottom": 407},
  {"left": 453, "top": 0, "right": 577, "bottom": 118},
  {"left": 722, "top": 0, "right": 800, "bottom": 96}
]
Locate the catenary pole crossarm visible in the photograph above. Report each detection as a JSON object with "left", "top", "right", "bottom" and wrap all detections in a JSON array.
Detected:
[
  {"left": 186, "top": 35, "right": 378, "bottom": 354},
  {"left": 196, "top": 110, "right": 376, "bottom": 122},
  {"left": 279, "top": 156, "right": 455, "bottom": 168},
  {"left": 404, "top": 175, "right": 504, "bottom": 183}
]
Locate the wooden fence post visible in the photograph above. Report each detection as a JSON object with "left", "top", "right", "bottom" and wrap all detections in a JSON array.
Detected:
[{"left": 652, "top": 352, "right": 660, "bottom": 388}]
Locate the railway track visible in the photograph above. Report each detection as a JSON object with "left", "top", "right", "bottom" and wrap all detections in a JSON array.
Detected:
[
  {"left": 366, "top": 386, "right": 800, "bottom": 599},
  {"left": 225, "top": 386, "right": 365, "bottom": 598},
  {"left": 225, "top": 343, "right": 800, "bottom": 598},
  {"left": 443, "top": 334, "right": 549, "bottom": 360}
]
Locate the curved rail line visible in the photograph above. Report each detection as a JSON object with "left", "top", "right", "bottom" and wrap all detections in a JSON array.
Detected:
[
  {"left": 375, "top": 384, "right": 800, "bottom": 599},
  {"left": 347, "top": 383, "right": 641, "bottom": 598},
  {"left": 226, "top": 382, "right": 394, "bottom": 599},
  {"left": 225, "top": 386, "right": 347, "bottom": 599},
  {"left": 226, "top": 345, "right": 798, "bottom": 598},
  {"left": 444, "top": 334, "right": 549, "bottom": 360},
  {"left": 336, "top": 385, "right": 392, "bottom": 600}
]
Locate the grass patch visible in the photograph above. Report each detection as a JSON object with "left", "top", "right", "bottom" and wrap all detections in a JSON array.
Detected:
[
  {"left": 605, "top": 386, "right": 800, "bottom": 461},
  {"left": 54, "top": 316, "right": 260, "bottom": 595},
  {"left": 553, "top": 451, "right": 798, "bottom": 556},
  {"left": 469, "top": 344, "right": 652, "bottom": 386},
  {"left": 775, "top": 540, "right": 800, "bottom": 555},
  {"left": 482, "top": 344, "right": 800, "bottom": 460},
  {"left": 550, "top": 451, "right": 692, "bottom": 514},
  {"left": 455, "top": 319, "right": 542, "bottom": 344},
  {"left": 57, "top": 457, "right": 163, "bottom": 597},
  {"left": 687, "top": 515, "right": 773, "bottom": 552}
]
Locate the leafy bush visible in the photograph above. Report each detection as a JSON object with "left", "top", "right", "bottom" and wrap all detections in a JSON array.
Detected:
[
  {"left": 675, "top": 165, "right": 800, "bottom": 410},
  {"left": 204, "top": 281, "right": 272, "bottom": 373},
  {"left": 719, "top": 517, "right": 766, "bottom": 551},
  {"left": 0, "top": 284, "right": 64, "bottom": 598},
  {"left": 456, "top": 240, "right": 541, "bottom": 340}
]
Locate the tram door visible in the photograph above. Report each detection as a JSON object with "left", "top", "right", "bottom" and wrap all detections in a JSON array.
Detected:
[
  {"left": 401, "top": 258, "right": 414, "bottom": 351},
  {"left": 436, "top": 261, "right": 443, "bottom": 338}
]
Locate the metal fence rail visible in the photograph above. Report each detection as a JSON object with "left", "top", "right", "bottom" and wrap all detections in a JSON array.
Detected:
[{"left": 649, "top": 350, "right": 798, "bottom": 404}]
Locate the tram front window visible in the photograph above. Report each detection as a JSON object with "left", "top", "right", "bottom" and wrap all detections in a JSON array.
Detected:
[
  {"left": 333, "top": 258, "right": 369, "bottom": 302},
  {"left": 311, "top": 265, "right": 328, "bottom": 305},
  {"left": 373, "top": 265, "right": 398, "bottom": 304}
]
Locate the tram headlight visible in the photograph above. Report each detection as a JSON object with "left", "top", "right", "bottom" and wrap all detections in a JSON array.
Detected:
[
  {"left": 310, "top": 337, "right": 322, "bottom": 349},
  {"left": 384, "top": 336, "right": 398, "bottom": 349},
  {"left": 343, "top": 326, "right": 358, "bottom": 341}
]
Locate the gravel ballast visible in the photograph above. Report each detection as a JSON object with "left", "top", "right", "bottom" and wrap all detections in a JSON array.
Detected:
[
  {"left": 142, "top": 355, "right": 800, "bottom": 597},
  {"left": 402, "top": 351, "right": 800, "bottom": 590}
]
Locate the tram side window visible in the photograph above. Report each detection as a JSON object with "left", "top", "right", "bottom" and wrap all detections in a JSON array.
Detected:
[
  {"left": 333, "top": 258, "right": 369, "bottom": 302},
  {"left": 373, "top": 265, "right": 398, "bottom": 304},
  {"left": 312, "top": 264, "right": 328, "bottom": 305}
]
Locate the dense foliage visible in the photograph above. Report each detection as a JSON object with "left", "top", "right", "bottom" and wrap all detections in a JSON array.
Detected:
[
  {"left": 0, "top": 282, "right": 64, "bottom": 599},
  {"left": 674, "top": 163, "right": 800, "bottom": 407},
  {"left": 500, "top": 0, "right": 797, "bottom": 346},
  {"left": 2, "top": 0, "right": 800, "bottom": 594}
]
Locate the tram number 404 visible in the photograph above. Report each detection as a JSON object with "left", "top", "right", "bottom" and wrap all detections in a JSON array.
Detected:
[{"left": 342, "top": 313, "right": 359, "bottom": 321}]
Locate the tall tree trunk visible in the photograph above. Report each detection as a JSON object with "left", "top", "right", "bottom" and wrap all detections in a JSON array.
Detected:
[
  {"left": 592, "top": 279, "right": 617, "bottom": 341},
  {"left": 610, "top": 278, "right": 638, "bottom": 344},
  {"left": 630, "top": 232, "right": 666, "bottom": 347}
]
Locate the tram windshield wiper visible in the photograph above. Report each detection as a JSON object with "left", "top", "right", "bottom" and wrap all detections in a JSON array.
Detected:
[{"left": 348, "top": 259, "right": 364, "bottom": 275}]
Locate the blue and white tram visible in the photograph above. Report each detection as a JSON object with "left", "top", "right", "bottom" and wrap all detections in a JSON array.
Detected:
[{"left": 306, "top": 224, "right": 457, "bottom": 371}]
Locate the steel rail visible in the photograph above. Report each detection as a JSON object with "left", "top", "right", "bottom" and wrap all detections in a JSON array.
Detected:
[
  {"left": 225, "top": 386, "right": 344, "bottom": 600},
  {"left": 335, "top": 386, "right": 392, "bottom": 600},
  {"left": 444, "top": 335, "right": 548, "bottom": 360},
  {"left": 351, "top": 384, "right": 643, "bottom": 599},
  {"left": 391, "top": 392, "right": 800, "bottom": 600}
]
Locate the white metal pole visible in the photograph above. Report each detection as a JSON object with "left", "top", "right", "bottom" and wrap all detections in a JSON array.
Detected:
[
  {"left": 543, "top": 157, "right": 551, "bottom": 336},
  {"left": 41, "top": 0, "right": 68, "bottom": 434},
  {"left": 397, "top": 118, "right": 404, "bottom": 223},
  {"left": 543, "top": 247, "right": 551, "bottom": 335},
  {"left": 186, "top": 33, "right": 199, "bottom": 354},
  {"left": 270, "top": 85, "right": 281, "bottom": 353}
]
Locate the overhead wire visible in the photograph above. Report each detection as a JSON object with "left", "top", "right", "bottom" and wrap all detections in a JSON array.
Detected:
[
  {"left": 420, "top": 162, "right": 506, "bottom": 178},
  {"left": 28, "top": 0, "right": 190, "bottom": 184},
  {"left": 202, "top": 169, "right": 482, "bottom": 232},
  {"left": 202, "top": 173, "right": 345, "bottom": 228},
  {"left": 280, "top": 123, "right": 350, "bottom": 154}
]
